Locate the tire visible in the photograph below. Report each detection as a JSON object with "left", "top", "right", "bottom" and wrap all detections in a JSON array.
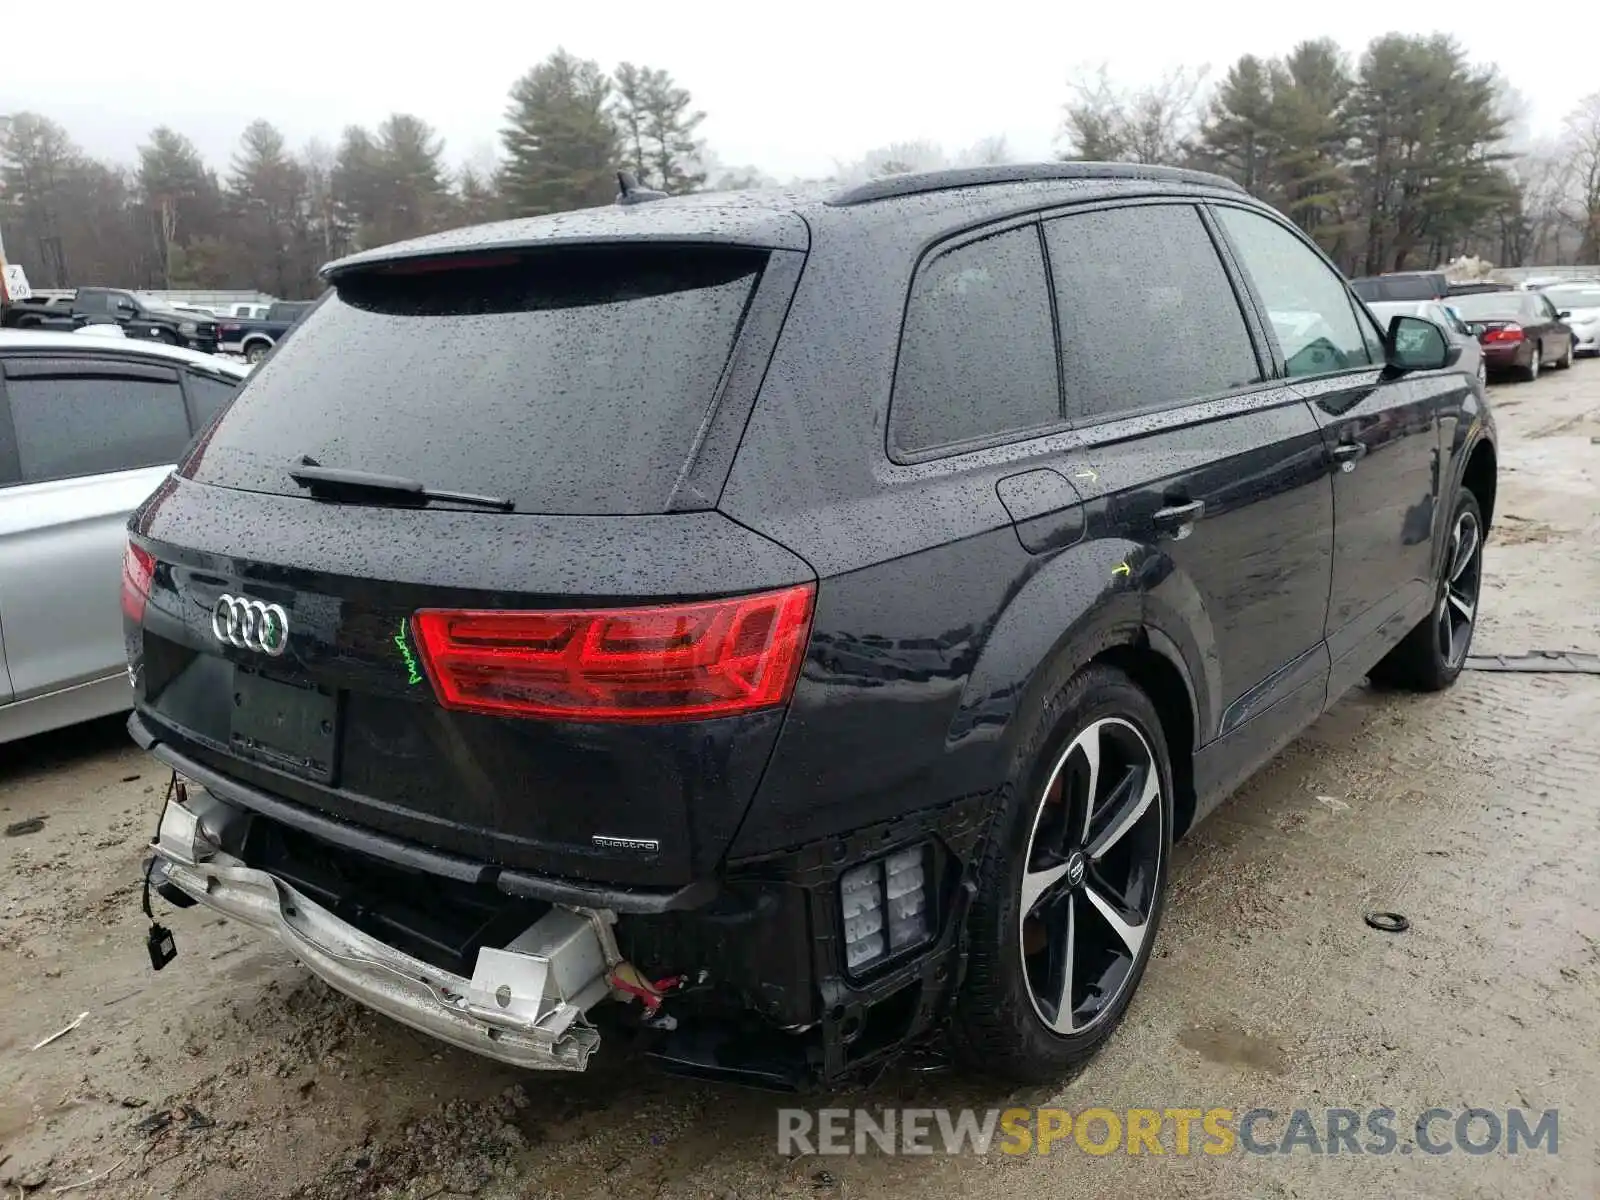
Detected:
[
  {"left": 952, "top": 663, "right": 1173, "bottom": 1084},
  {"left": 155, "top": 329, "right": 179, "bottom": 345},
  {"left": 1520, "top": 343, "right": 1541, "bottom": 382},
  {"left": 1555, "top": 339, "right": 1573, "bottom": 370},
  {"left": 245, "top": 343, "right": 270, "bottom": 364},
  {"left": 1369, "top": 487, "right": 1485, "bottom": 692}
]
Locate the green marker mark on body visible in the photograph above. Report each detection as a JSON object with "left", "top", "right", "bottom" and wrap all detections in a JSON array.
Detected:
[{"left": 394, "top": 619, "right": 423, "bottom": 685}]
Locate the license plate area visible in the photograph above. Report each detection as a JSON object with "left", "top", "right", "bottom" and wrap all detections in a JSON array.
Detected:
[{"left": 230, "top": 668, "right": 339, "bottom": 783}]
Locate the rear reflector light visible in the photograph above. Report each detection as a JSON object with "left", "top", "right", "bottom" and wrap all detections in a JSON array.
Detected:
[
  {"left": 412, "top": 583, "right": 816, "bottom": 722},
  {"left": 840, "top": 844, "right": 934, "bottom": 973},
  {"left": 121, "top": 542, "right": 155, "bottom": 622},
  {"left": 1481, "top": 324, "right": 1523, "bottom": 344}
]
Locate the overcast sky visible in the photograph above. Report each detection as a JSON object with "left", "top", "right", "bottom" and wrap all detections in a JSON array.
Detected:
[{"left": 3, "top": 2, "right": 1587, "bottom": 180}]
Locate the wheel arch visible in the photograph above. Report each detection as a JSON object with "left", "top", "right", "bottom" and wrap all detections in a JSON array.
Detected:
[
  {"left": 1461, "top": 437, "right": 1497, "bottom": 533},
  {"left": 954, "top": 545, "right": 1208, "bottom": 840},
  {"left": 1090, "top": 640, "right": 1200, "bottom": 840}
]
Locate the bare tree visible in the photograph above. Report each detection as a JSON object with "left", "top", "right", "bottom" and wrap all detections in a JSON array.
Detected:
[
  {"left": 833, "top": 141, "right": 948, "bottom": 185},
  {"left": 955, "top": 135, "right": 1012, "bottom": 166},
  {"left": 1565, "top": 92, "right": 1600, "bottom": 262},
  {"left": 1059, "top": 65, "right": 1208, "bottom": 165}
]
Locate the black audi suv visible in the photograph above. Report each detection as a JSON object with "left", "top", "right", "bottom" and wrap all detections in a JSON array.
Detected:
[{"left": 124, "top": 163, "right": 1496, "bottom": 1087}]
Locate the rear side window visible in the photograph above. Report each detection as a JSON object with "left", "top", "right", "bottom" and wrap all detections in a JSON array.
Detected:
[
  {"left": 1217, "top": 207, "right": 1372, "bottom": 379},
  {"left": 6, "top": 373, "right": 192, "bottom": 482},
  {"left": 185, "top": 371, "right": 239, "bottom": 424},
  {"left": 186, "top": 246, "right": 764, "bottom": 515},
  {"left": 890, "top": 225, "right": 1060, "bottom": 454},
  {"left": 1044, "top": 205, "right": 1259, "bottom": 422}
]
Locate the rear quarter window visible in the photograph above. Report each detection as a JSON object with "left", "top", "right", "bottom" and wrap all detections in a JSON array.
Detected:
[
  {"left": 185, "top": 371, "right": 239, "bottom": 424},
  {"left": 185, "top": 246, "right": 766, "bottom": 515},
  {"left": 889, "top": 224, "right": 1061, "bottom": 455}
]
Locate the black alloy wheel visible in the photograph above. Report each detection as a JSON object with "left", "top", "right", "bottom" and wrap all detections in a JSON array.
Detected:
[
  {"left": 1018, "top": 715, "right": 1165, "bottom": 1035},
  {"left": 1436, "top": 505, "right": 1483, "bottom": 672}
]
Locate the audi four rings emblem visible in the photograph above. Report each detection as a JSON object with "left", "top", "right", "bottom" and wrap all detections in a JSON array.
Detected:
[{"left": 212, "top": 594, "right": 290, "bottom": 656}]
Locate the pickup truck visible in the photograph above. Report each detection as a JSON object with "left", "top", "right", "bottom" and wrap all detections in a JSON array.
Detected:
[
  {"left": 217, "top": 300, "right": 314, "bottom": 362},
  {"left": 0, "top": 286, "right": 220, "bottom": 352}
]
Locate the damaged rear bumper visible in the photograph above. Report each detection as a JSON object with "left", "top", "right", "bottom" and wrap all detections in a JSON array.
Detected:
[{"left": 150, "top": 790, "right": 615, "bottom": 1072}]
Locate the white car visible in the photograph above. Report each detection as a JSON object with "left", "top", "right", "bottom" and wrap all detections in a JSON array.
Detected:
[
  {"left": 0, "top": 331, "right": 249, "bottom": 742},
  {"left": 1539, "top": 283, "right": 1600, "bottom": 357}
]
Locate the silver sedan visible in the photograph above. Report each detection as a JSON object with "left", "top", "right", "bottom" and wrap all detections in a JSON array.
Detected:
[{"left": 0, "top": 331, "right": 248, "bottom": 743}]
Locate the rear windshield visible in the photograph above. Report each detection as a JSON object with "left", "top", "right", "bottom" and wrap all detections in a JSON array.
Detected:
[
  {"left": 1350, "top": 276, "right": 1439, "bottom": 302},
  {"left": 1544, "top": 286, "right": 1600, "bottom": 309},
  {"left": 185, "top": 245, "right": 764, "bottom": 514},
  {"left": 1448, "top": 292, "right": 1528, "bottom": 321}
]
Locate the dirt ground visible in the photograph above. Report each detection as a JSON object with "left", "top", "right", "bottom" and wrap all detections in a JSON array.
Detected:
[{"left": 4, "top": 363, "right": 1599, "bottom": 1200}]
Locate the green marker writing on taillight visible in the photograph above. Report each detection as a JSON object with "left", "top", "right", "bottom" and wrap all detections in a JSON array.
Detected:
[{"left": 394, "top": 618, "right": 423, "bottom": 685}]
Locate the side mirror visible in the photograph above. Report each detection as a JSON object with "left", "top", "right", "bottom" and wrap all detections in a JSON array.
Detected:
[
  {"left": 114, "top": 299, "right": 137, "bottom": 317},
  {"left": 1557, "top": 310, "right": 1571, "bottom": 319},
  {"left": 1387, "top": 315, "right": 1451, "bottom": 372}
]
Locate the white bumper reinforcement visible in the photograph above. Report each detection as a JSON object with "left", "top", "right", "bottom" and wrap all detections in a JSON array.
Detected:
[{"left": 151, "top": 789, "right": 614, "bottom": 1071}]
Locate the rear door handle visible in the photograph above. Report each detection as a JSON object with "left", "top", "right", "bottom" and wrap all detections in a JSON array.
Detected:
[
  {"left": 1152, "top": 499, "right": 1205, "bottom": 537},
  {"left": 1331, "top": 442, "right": 1367, "bottom": 470}
]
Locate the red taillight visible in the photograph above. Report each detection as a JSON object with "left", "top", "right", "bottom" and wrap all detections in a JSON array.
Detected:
[
  {"left": 1481, "top": 324, "right": 1523, "bottom": 344},
  {"left": 412, "top": 584, "right": 817, "bottom": 722},
  {"left": 121, "top": 542, "right": 155, "bottom": 622}
]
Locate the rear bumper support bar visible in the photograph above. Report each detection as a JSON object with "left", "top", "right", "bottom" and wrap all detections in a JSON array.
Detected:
[{"left": 150, "top": 788, "right": 613, "bottom": 1072}]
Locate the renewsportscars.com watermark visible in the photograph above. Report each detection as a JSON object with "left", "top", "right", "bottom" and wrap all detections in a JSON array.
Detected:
[{"left": 778, "top": 1107, "right": 1559, "bottom": 1157}]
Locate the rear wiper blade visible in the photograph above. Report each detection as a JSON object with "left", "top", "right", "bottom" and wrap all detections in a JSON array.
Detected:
[{"left": 289, "top": 458, "right": 515, "bottom": 512}]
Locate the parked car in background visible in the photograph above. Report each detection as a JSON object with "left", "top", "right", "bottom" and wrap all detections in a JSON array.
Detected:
[
  {"left": 128, "top": 163, "right": 1495, "bottom": 1088},
  {"left": 1449, "top": 289, "right": 1575, "bottom": 380},
  {"left": 225, "top": 303, "right": 271, "bottom": 320},
  {"left": 1366, "top": 299, "right": 1486, "bottom": 386},
  {"left": 1, "top": 292, "right": 73, "bottom": 326},
  {"left": 1348, "top": 271, "right": 1448, "bottom": 303},
  {"left": 0, "top": 287, "right": 220, "bottom": 353},
  {"left": 1538, "top": 282, "right": 1600, "bottom": 357},
  {"left": 1446, "top": 281, "right": 1513, "bottom": 297},
  {"left": 217, "top": 300, "right": 315, "bottom": 362},
  {"left": 0, "top": 331, "right": 247, "bottom": 743}
]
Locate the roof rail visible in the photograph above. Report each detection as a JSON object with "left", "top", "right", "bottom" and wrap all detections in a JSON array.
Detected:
[{"left": 826, "top": 162, "right": 1246, "bottom": 207}]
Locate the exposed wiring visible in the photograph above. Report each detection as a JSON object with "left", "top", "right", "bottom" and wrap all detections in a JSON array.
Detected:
[
  {"left": 141, "top": 772, "right": 177, "bottom": 920},
  {"left": 606, "top": 964, "right": 687, "bottom": 1013}
]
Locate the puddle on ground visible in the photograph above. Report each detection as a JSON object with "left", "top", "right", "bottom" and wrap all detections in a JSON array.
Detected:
[{"left": 1176, "top": 1021, "right": 1289, "bottom": 1074}]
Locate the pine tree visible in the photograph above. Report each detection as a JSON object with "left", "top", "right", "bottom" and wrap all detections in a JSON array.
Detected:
[
  {"left": 611, "top": 64, "right": 705, "bottom": 192},
  {"left": 454, "top": 166, "right": 506, "bottom": 226},
  {"left": 500, "top": 49, "right": 620, "bottom": 216},
  {"left": 613, "top": 63, "right": 651, "bottom": 182},
  {"left": 1348, "top": 35, "right": 1508, "bottom": 272},
  {"left": 137, "top": 127, "right": 222, "bottom": 285},
  {"left": 0, "top": 113, "right": 81, "bottom": 285},
  {"left": 229, "top": 120, "right": 316, "bottom": 295},
  {"left": 331, "top": 125, "right": 384, "bottom": 249},
  {"left": 374, "top": 114, "right": 450, "bottom": 243},
  {"left": 1197, "top": 56, "right": 1277, "bottom": 196}
]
